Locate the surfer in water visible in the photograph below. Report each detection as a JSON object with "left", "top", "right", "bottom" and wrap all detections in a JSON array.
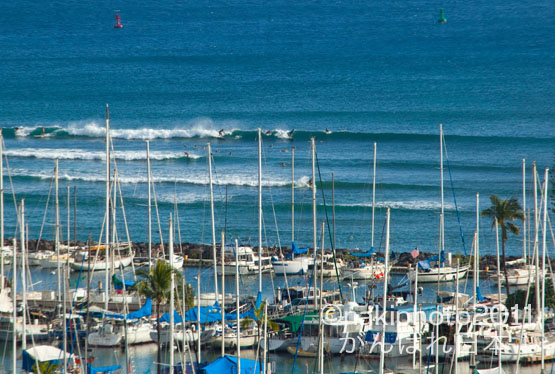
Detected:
[
  {"left": 265, "top": 130, "right": 272, "bottom": 135},
  {"left": 218, "top": 129, "right": 225, "bottom": 137},
  {"left": 287, "top": 129, "right": 295, "bottom": 139},
  {"left": 325, "top": 128, "right": 331, "bottom": 134},
  {"left": 184, "top": 151, "right": 190, "bottom": 159}
]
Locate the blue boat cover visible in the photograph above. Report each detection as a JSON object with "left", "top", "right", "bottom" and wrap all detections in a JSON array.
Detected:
[
  {"left": 183, "top": 304, "right": 256, "bottom": 323},
  {"left": 476, "top": 286, "right": 485, "bottom": 301},
  {"left": 418, "top": 260, "right": 431, "bottom": 269},
  {"left": 87, "top": 363, "right": 121, "bottom": 374},
  {"left": 112, "top": 274, "right": 134, "bottom": 290},
  {"left": 349, "top": 248, "right": 374, "bottom": 257},
  {"left": 201, "top": 355, "right": 263, "bottom": 374},
  {"left": 159, "top": 310, "right": 184, "bottom": 324},
  {"left": 125, "top": 298, "right": 152, "bottom": 320},
  {"left": 291, "top": 242, "right": 308, "bottom": 254},
  {"left": 427, "top": 250, "right": 445, "bottom": 263}
]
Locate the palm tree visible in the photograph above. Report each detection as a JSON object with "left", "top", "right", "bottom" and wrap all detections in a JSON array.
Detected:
[
  {"left": 135, "top": 259, "right": 183, "bottom": 374},
  {"left": 481, "top": 195, "right": 524, "bottom": 296},
  {"left": 32, "top": 362, "right": 58, "bottom": 374}
]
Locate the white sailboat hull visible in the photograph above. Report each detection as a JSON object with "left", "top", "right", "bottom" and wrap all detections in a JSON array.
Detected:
[
  {"left": 272, "top": 259, "right": 309, "bottom": 275},
  {"left": 87, "top": 331, "right": 122, "bottom": 347},
  {"left": 125, "top": 323, "right": 155, "bottom": 345},
  {"left": 71, "top": 256, "right": 133, "bottom": 271},
  {"left": 408, "top": 265, "right": 468, "bottom": 283}
]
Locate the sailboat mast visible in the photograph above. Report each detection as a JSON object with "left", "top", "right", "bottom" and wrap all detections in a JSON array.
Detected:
[
  {"left": 20, "top": 200, "right": 26, "bottom": 350},
  {"left": 67, "top": 186, "right": 70, "bottom": 245},
  {"left": 471, "top": 232, "right": 478, "bottom": 369},
  {"left": 533, "top": 163, "right": 540, "bottom": 320},
  {"left": 476, "top": 193, "right": 480, "bottom": 289},
  {"left": 379, "top": 207, "right": 391, "bottom": 374},
  {"left": 263, "top": 301, "right": 268, "bottom": 374},
  {"left": 221, "top": 230, "right": 225, "bottom": 358},
  {"left": 63, "top": 261, "right": 68, "bottom": 373},
  {"left": 147, "top": 140, "right": 152, "bottom": 270},
  {"left": 235, "top": 238, "right": 241, "bottom": 373},
  {"left": 495, "top": 219, "right": 503, "bottom": 372},
  {"left": 258, "top": 128, "right": 262, "bottom": 294},
  {"left": 371, "top": 142, "right": 377, "bottom": 248},
  {"left": 291, "top": 147, "right": 295, "bottom": 245},
  {"left": 320, "top": 221, "right": 325, "bottom": 312},
  {"left": 332, "top": 172, "right": 335, "bottom": 251},
  {"left": 541, "top": 168, "right": 549, "bottom": 371},
  {"left": 311, "top": 138, "right": 317, "bottom": 274},
  {"left": 207, "top": 143, "right": 219, "bottom": 299},
  {"left": 11, "top": 238, "right": 16, "bottom": 374},
  {"left": 196, "top": 273, "right": 201, "bottom": 364},
  {"left": 105, "top": 104, "right": 111, "bottom": 312},
  {"left": 0, "top": 129, "right": 3, "bottom": 291},
  {"left": 454, "top": 259, "right": 460, "bottom": 374},
  {"left": 522, "top": 159, "right": 526, "bottom": 262},
  {"left": 55, "top": 158, "right": 61, "bottom": 304},
  {"left": 169, "top": 213, "right": 175, "bottom": 374},
  {"left": 439, "top": 124, "right": 445, "bottom": 254}
]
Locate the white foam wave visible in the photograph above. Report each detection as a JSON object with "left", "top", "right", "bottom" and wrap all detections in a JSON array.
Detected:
[
  {"left": 12, "top": 126, "right": 36, "bottom": 137},
  {"left": 339, "top": 200, "right": 457, "bottom": 211},
  {"left": 295, "top": 175, "right": 312, "bottom": 188},
  {"left": 15, "top": 169, "right": 303, "bottom": 188},
  {"left": 273, "top": 129, "right": 293, "bottom": 139},
  {"left": 5, "top": 148, "right": 196, "bottom": 161},
  {"left": 64, "top": 119, "right": 236, "bottom": 140},
  {"left": 156, "top": 192, "right": 230, "bottom": 204}
]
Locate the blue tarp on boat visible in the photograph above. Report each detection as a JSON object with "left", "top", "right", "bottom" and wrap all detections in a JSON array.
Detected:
[
  {"left": 81, "top": 298, "right": 152, "bottom": 320},
  {"left": 87, "top": 363, "right": 121, "bottom": 374},
  {"left": 291, "top": 241, "right": 308, "bottom": 254},
  {"left": 124, "top": 298, "right": 152, "bottom": 320},
  {"left": 112, "top": 274, "right": 134, "bottom": 290},
  {"left": 201, "top": 355, "right": 263, "bottom": 374},
  {"left": 349, "top": 248, "right": 374, "bottom": 257},
  {"left": 183, "top": 304, "right": 256, "bottom": 323},
  {"left": 428, "top": 250, "right": 445, "bottom": 263},
  {"left": 159, "top": 310, "right": 184, "bottom": 324}
]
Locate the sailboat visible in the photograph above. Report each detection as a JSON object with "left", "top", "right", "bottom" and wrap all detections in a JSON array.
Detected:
[
  {"left": 272, "top": 146, "right": 312, "bottom": 276},
  {"left": 408, "top": 125, "right": 468, "bottom": 283},
  {"left": 499, "top": 161, "right": 544, "bottom": 286}
]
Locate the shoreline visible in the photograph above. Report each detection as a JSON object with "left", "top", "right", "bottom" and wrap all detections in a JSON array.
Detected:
[{"left": 11, "top": 239, "right": 547, "bottom": 272}]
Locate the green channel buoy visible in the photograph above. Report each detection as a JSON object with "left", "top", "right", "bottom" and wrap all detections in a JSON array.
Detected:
[{"left": 438, "top": 8, "right": 447, "bottom": 23}]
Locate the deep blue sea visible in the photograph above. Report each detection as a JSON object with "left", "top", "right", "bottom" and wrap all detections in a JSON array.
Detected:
[{"left": 0, "top": 0, "right": 553, "bottom": 370}]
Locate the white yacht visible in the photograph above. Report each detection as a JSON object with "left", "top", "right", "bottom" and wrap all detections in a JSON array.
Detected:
[{"left": 217, "top": 245, "right": 272, "bottom": 276}]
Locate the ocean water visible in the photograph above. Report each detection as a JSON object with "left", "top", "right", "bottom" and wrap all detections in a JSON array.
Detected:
[
  {"left": 0, "top": 0, "right": 553, "bottom": 260},
  {"left": 0, "top": 0, "right": 554, "bottom": 371}
]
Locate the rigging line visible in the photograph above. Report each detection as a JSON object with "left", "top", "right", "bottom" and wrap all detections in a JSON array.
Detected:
[
  {"left": 174, "top": 179, "right": 183, "bottom": 254},
  {"left": 149, "top": 163, "right": 165, "bottom": 251},
  {"left": 34, "top": 172, "right": 55, "bottom": 251},
  {"left": 314, "top": 149, "right": 343, "bottom": 300},
  {"left": 291, "top": 238, "right": 319, "bottom": 374},
  {"left": 2, "top": 139, "right": 22, "bottom": 238},
  {"left": 115, "top": 170, "right": 137, "bottom": 280},
  {"left": 442, "top": 132, "right": 467, "bottom": 256},
  {"left": 261, "top": 140, "right": 283, "bottom": 301}
]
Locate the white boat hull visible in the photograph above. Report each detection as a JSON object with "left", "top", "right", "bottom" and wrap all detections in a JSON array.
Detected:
[
  {"left": 125, "top": 323, "right": 155, "bottom": 345},
  {"left": 408, "top": 266, "right": 468, "bottom": 283},
  {"left": 272, "top": 260, "right": 309, "bottom": 275},
  {"left": 71, "top": 256, "right": 133, "bottom": 271},
  {"left": 87, "top": 331, "right": 122, "bottom": 347}
]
